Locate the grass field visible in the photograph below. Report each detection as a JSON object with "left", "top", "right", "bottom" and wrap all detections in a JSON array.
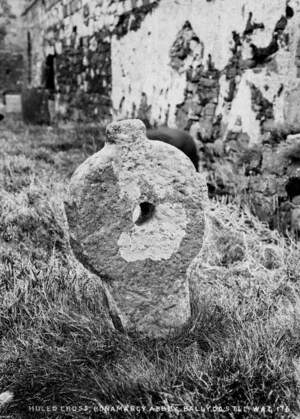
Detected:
[{"left": 0, "top": 118, "right": 299, "bottom": 418}]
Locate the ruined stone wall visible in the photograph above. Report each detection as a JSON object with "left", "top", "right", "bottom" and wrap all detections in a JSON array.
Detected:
[
  {"left": 23, "top": 0, "right": 160, "bottom": 121},
  {"left": 24, "top": 0, "right": 300, "bottom": 138},
  {"left": 111, "top": 0, "right": 295, "bottom": 130},
  {"left": 110, "top": 0, "right": 300, "bottom": 232},
  {"left": 23, "top": 0, "right": 300, "bottom": 231},
  {"left": 0, "top": 0, "right": 27, "bottom": 94}
]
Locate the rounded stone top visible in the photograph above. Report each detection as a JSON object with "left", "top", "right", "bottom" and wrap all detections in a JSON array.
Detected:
[
  {"left": 66, "top": 118, "right": 208, "bottom": 281},
  {"left": 106, "top": 118, "right": 146, "bottom": 145},
  {"left": 65, "top": 118, "right": 208, "bottom": 336}
]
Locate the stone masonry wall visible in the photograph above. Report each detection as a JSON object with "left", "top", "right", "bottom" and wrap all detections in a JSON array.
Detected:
[
  {"left": 0, "top": 0, "right": 27, "bottom": 94},
  {"left": 23, "top": 0, "right": 300, "bottom": 232},
  {"left": 23, "top": 0, "right": 160, "bottom": 121},
  {"left": 24, "top": 0, "right": 300, "bottom": 130}
]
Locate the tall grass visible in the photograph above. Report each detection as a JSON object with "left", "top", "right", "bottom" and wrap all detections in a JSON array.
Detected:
[{"left": 0, "top": 119, "right": 299, "bottom": 418}]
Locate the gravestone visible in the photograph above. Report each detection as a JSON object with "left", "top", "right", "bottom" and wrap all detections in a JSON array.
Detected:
[
  {"left": 65, "top": 119, "right": 208, "bottom": 337},
  {"left": 21, "top": 88, "right": 50, "bottom": 125},
  {"left": 5, "top": 94, "right": 22, "bottom": 113}
]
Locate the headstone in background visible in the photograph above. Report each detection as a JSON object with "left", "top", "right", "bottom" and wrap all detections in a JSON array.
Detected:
[
  {"left": 21, "top": 88, "right": 50, "bottom": 125},
  {"left": 48, "top": 99, "right": 56, "bottom": 123},
  {"left": 5, "top": 94, "right": 22, "bottom": 114},
  {"left": 65, "top": 119, "right": 208, "bottom": 337}
]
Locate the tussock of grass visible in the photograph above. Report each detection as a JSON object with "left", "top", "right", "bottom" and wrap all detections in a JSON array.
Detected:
[
  {"left": 190, "top": 200, "right": 300, "bottom": 314},
  {"left": 0, "top": 119, "right": 299, "bottom": 418},
  {"left": 0, "top": 184, "right": 68, "bottom": 265}
]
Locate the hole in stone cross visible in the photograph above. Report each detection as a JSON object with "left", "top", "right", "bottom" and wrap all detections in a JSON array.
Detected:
[{"left": 133, "top": 202, "right": 156, "bottom": 225}]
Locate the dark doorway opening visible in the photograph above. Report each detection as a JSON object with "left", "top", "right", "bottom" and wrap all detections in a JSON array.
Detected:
[
  {"left": 27, "top": 32, "right": 32, "bottom": 84},
  {"left": 44, "top": 54, "right": 55, "bottom": 92},
  {"left": 286, "top": 177, "right": 300, "bottom": 200}
]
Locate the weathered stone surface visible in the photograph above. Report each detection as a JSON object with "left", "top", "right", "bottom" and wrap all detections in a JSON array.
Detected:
[
  {"left": 23, "top": 0, "right": 159, "bottom": 121},
  {"left": 5, "top": 94, "right": 22, "bottom": 113},
  {"left": 0, "top": 1, "right": 25, "bottom": 95},
  {"left": 21, "top": 88, "right": 50, "bottom": 125},
  {"left": 0, "top": 52, "right": 23, "bottom": 95},
  {"left": 291, "top": 206, "right": 300, "bottom": 234},
  {"left": 261, "top": 148, "right": 286, "bottom": 176},
  {"left": 279, "top": 133, "right": 300, "bottom": 161},
  {"left": 23, "top": 0, "right": 300, "bottom": 233},
  {"left": 65, "top": 119, "right": 207, "bottom": 337}
]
